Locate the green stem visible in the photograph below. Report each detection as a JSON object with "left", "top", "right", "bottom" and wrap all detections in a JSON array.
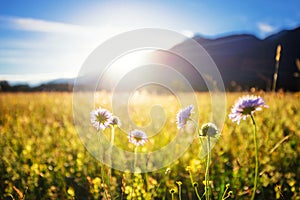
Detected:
[
  {"left": 133, "top": 146, "right": 138, "bottom": 172},
  {"left": 178, "top": 185, "right": 182, "bottom": 200},
  {"left": 250, "top": 115, "right": 258, "bottom": 200},
  {"left": 221, "top": 185, "right": 229, "bottom": 200},
  {"left": 130, "top": 146, "right": 138, "bottom": 200},
  {"left": 188, "top": 170, "right": 201, "bottom": 200},
  {"left": 98, "top": 132, "right": 109, "bottom": 200},
  {"left": 107, "top": 126, "right": 115, "bottom": 198},
  {"left": 205, "top": 136, "right": 211, "bottom": 200},
  {"left": 188, "top": 170, "right": 194, "bottom": 185},
  {"left": 171, "top": 193, "right": 175, "bottom": 200},
  {"left": 195, "top": 186, "right": 202, "bottom": 200}
]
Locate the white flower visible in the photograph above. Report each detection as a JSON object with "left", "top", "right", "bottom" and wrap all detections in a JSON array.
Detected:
[
  {"left": 128, "top": 129, "right": 148, "bottom": 146},
  {"left": 90, "top": 108, "right": 113, "bottom": 130}
]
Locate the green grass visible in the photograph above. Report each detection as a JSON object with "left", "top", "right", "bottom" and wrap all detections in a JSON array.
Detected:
[{"left": 0, "top": 92, "right": 299, "bottom": 199}]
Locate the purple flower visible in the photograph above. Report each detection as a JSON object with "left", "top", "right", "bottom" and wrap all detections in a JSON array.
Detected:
[
  {"left": 176, "top": 105, "right": 194, "bottom": 129},
  {"left": 128, "top": 129, "right": 148, "bottom": 146},
  {"left": 229, "top": 95, "right": 268, "bottom": 124},
  {"left": 90, "top": 108, "right": 113, "bottom": 130}
]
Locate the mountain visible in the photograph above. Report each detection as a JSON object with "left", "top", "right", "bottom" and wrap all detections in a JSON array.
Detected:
[
  {"left": 47, "top": 78, "right": 75, "bottom": 85},
  {"left": 113, "top": 27, "right": 300, "bottom": 92},
  {"left": 176, "top": 27, "right": 300, "bottom": 91}
]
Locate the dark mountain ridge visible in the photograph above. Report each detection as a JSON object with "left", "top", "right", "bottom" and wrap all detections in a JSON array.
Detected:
[{"left": 188, "top": 27, "right": 300, "bottom": 91}]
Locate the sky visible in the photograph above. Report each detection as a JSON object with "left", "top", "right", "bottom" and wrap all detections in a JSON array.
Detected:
[{"left": 0, "top": 0, "right": 299, "bottom": 85}]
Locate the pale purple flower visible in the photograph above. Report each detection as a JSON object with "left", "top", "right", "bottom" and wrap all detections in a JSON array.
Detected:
[
  {"left": 176, "top": 105, "right": 194, "bottom": 129},
  {"left": 128, "top": 129, "right": 148, "bottom": 146},
  {"left": 229, "top": 95, "right": 268, "bottom": 124},
  {"left": 90, "top": 108, "right": 113, "bottom": 130}
]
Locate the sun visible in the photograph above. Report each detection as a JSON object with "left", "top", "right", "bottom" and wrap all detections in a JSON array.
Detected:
[{"left": 104, "top": 49, "right": 152, "bottom": 82}]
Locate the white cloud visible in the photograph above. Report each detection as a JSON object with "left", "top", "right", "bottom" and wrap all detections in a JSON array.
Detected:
[
  {"left": 257, "top": 22, "right": 276, "bottom": 34},
  {"left": 0, "top": 16, "right": 124, "bottom": 81},
  {"left": 1, "top": 16, "right": 96, "bottom": 35}
]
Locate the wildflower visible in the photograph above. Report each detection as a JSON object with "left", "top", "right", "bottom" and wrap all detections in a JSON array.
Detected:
[
  {"left": 185, "top": 166, "right": 191, "bottom": 172},
  {"left": 176, "top": 181, "right": 183, "bottom": 200},
  {"left": 128, "top": 129, "right": 148, "bottom": 146},
  {"left": 176, "top": 181, "right": 182, "bottom": 186},
  {"left": 229, "top": 95, "right": 267, "bottom": 200},
  {"left": 200, "top": 123, "right": 218, "bottom": 200},
  {"left": 90, "top": 108, "right": 113, "bottom": 130},
  {"left": 110, "top": 116, "right": 121, "bottom": 127},
  {"left": 229, "top": 95, "right": 268, "bottom": 124},
  {"left": 176, "top": 105, "right": 194, "bottom": 129},
  {"left": 169, "top": 188, "right": 176, "bottom": 194},
  {"left": 199, "top": 123, "right": 219, "bottom": 137},
  {"left": 169, "top": 188, "right": 176, "bottom": 200}
]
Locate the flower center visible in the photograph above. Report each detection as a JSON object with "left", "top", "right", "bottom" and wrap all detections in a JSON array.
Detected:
[
  {"left": 134, "top": 136, "right": 143, "bottom": 142},
  {"left": 96, "top": 114, "right": 107, "bottom": 124},
  {"left": 242, "top": 107, "right": 255, "bottom": 115}
]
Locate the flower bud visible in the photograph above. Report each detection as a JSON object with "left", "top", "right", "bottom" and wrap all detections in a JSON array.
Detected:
[{"left": 199, "top": 122, "right": 218, "bottom": 137}]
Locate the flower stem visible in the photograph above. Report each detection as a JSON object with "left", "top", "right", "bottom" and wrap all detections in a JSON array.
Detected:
[
  {"left": 195, "top": 186, "right": 202, "bottom": 200},
  {"left": 250, "top": 114, "right": 258, "bottom": 200},
  {"left": 133, "top": 146, "right": 138, "bottom": 172},
  {"left": 221, "top": 184, "right": 230, "bottom": 200},
  {"left": 107, "top": 126, "right": 115, "bottom": 198},
  {"left": 130, "top": 146, "right": 138, "bottom": 200},
  {"left": 171, "top": 193, "right": 175, "bottom": 200},
  {"left": 205, "top": 136, "right": 211, "bottom": 200},
  {"left": 188, "top": 170, "right": 194, "bottom": 185},
  {"left": 98, "top": 132, "right": 109, "bottom": 200},
  {"left": 178, "top": 185, "right": 182, "bottom": 200}
]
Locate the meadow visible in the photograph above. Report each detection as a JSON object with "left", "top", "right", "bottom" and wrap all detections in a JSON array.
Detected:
[{"left": 0, "top": 92, "right": 299, "bottom": 199}]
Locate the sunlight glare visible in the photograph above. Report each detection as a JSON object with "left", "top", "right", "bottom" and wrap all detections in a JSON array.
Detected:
[{"left": 105, "top": 50, "right": 152, "bottom": 81}]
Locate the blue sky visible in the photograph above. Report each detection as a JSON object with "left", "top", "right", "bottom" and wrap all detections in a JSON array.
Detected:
[{"left": 0, "top": 0, "right": 299, "bottom": 84}]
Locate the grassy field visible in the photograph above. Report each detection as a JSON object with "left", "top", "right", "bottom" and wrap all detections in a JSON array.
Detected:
[{"left": 0, "top": 92, "right": 299, "bottom": 199}]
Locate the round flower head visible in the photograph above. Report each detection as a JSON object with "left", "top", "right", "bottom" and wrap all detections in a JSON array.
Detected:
[
  {"left": 176, "top": 105, "right": 194, "bottom": 129},
  {"left": 199, "top": 122, "right": 219, "bottom": 137},
  {"left": 128, "top": 129, "right": 148, "bottom": 146},
  {"left": 90, "top": 108, "right": 113, "bottom": 130},
  {"left": 229, "top": 95, "right": 268, "bottom": 124},
  {"left": 110, "top": 116, "right": 121, "bottom": 127}
]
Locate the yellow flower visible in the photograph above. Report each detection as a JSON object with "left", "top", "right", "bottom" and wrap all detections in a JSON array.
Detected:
[
  {"left": 185, "top": 166, "right": 191, "bottom": 171},
  {"left": 176, "top": 181, "right": 182, "bottom": 186}
]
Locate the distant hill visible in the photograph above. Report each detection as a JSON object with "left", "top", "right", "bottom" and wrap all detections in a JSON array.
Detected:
[
  {"left": 0, "top": 80, "right": 73, "bottom": 92},
  {"left": 182, "top": 27, "right": 300, "bottom": 91}
]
